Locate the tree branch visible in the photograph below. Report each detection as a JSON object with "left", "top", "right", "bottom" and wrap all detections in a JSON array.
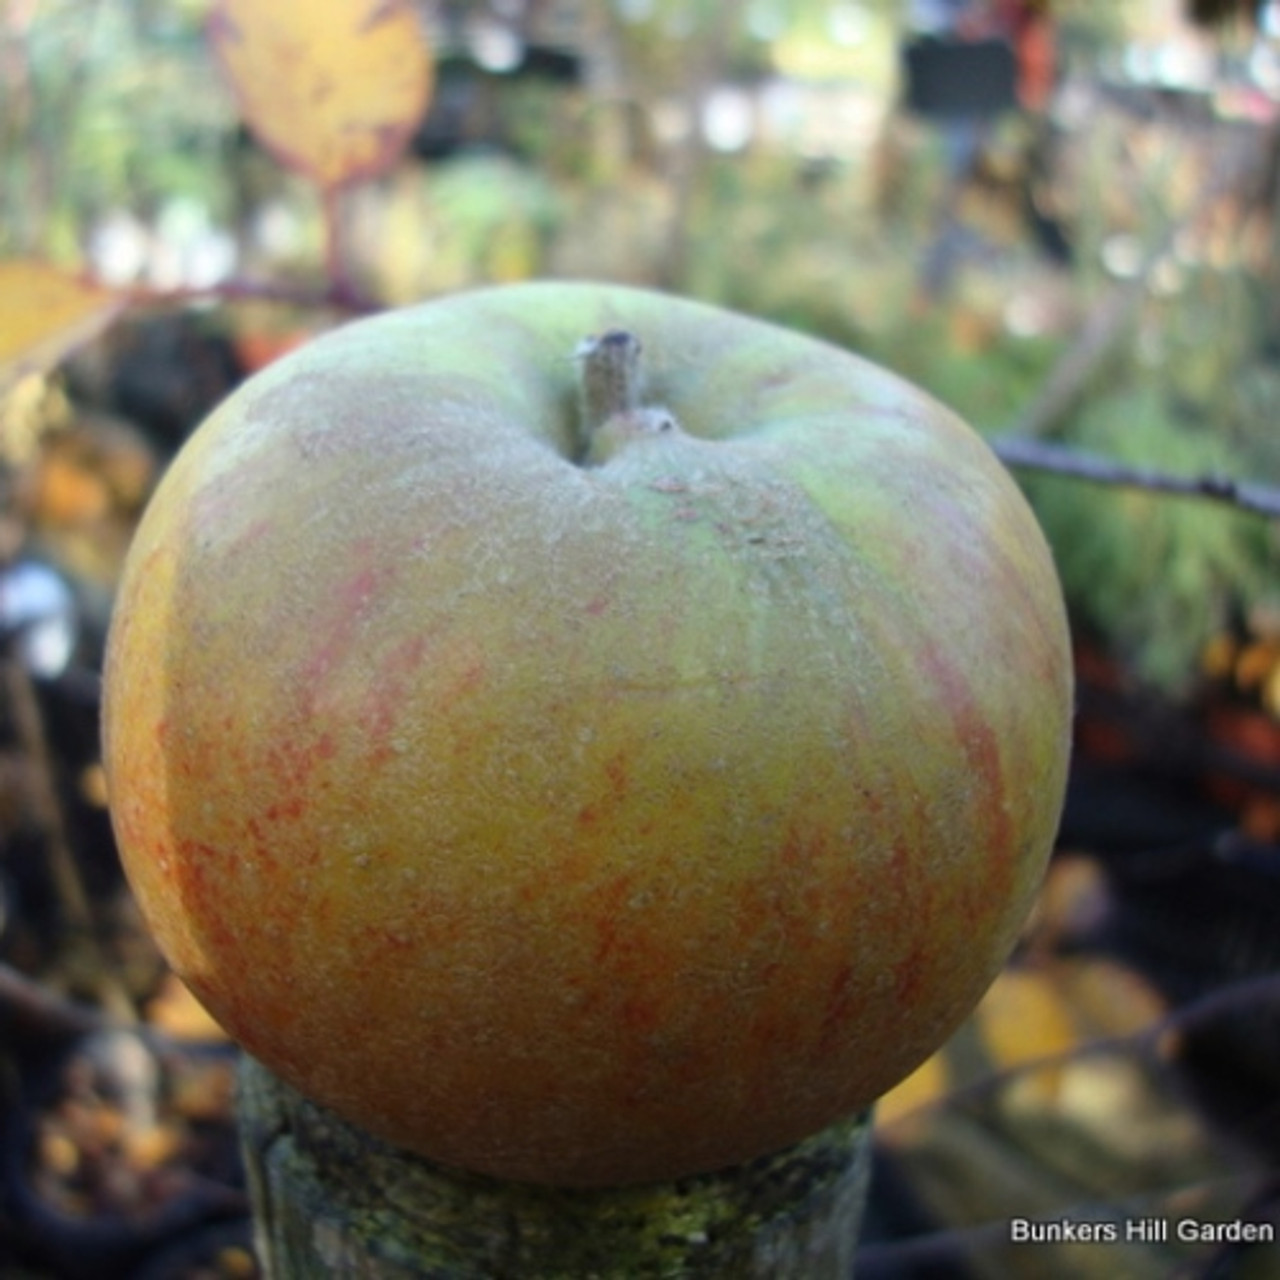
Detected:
[
  {"left": 123, "top": 274, "right": 378, "bottom": 315},
  {"left": 991, "top": 434, "right": 1280, "bottom": 521},
  {"left": 877, "top": 970, "right": 1280, "bottom": 1133}
]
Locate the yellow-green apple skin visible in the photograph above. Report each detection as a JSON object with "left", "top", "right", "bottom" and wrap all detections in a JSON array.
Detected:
[{"left": 102, "top": 282, "right": 1073, "bottom": 1187}]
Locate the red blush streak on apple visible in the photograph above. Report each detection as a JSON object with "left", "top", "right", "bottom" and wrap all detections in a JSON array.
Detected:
[
  {"left": 954, "top": 874, "right": 995, "bottom": 932},
  {"left": 605, "top": 753, "right": 629, "bottom": 799},
  {"left": 620, "top": 995, "right": 661, "bottom": 1036},
  {"left": 779, "top": 825, "right": 807, "bottom": 871},
  {"left": 592, "top": 874, "right": 635, "bottom": 965},
  {"left": 299, "top": 548, "right": 397, "bottom": 693},
  {"left": 577, "top": 753, "right": 631, "bottom": 830},
  {"left": 174, "top": 843, "right": 304, "bottom": 1041},
  {"left": 188, "top": 470, "right": 277, "bottom": 553},
  {"left": 257, "top": 735, "right": 334, "bottom": 856},
  {"left": 888, "top": 838, "right": 933, "bottom": 921},
  {"left": 266, "top": 736, "right": 333, "bottom": 789},
  {"left": 920, "top": 640, "right": 1014, "bottom": 866},
  {"left": 817, "top": 962, "right": 860, "bottom": 1056},
  {"left": 235, "top": 517, "right": 274, "bottom": 549},
  {"left": 449, "top": 660, "right": 486, "bottom": 706},
  {"left": 172, "top": 838, "right": 249, "bottom": 957},
  {"left": 893, "top": 950, "right": 926, "bottom": 1005},
  {"left": 357, "top": 922, "right": 418, "bottom": 957},
  {"left": 768, "top": 823, "right": 850, "bottom": 936},
  {"left": 362, "top": 633, "right": 430, "bottom": 765},
  {"left": 264, "top": 796, "right": 306, "bottom": 823}
]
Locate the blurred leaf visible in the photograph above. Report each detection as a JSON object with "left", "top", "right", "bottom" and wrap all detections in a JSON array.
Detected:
[
  {"left": 875, "top": 1052, "right": 951, "bottom": 1132},
  {"left": 1054, "top": 958, "right": 1168, "bottom": 1042},
  {"left": 145, "top": 971, "right": 229, "bottom": 1042},
  {"left": 975, "top": 967, "right": 1080, "bottom": 1103},
  {"left": 0, "top": 261, "right": 127, "bottom": 397},
  {"left": 208, "top": 0, "right": 434, "bottom": 190}
]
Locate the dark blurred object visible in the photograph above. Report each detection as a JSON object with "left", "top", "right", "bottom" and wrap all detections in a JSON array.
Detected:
[
  {"left": 902, "top": 37, "right": 1019, "bottom": 118},
  {"left": 1102, "top": 835, "right": 1280, "bottom": 1148},
  {"left": 1065, "top": 657, "right": 1280, "bottom": 1156},
  {"left": 65, "top": 314, "right": 243, "bottom": 456},
  {"left": 413, "top": 45, "right": 582, "bottom": 161},
  {"left": 130, "top": 1217, "right": 257, "bottom": 1280},
  {"left": 1022, "top": 168, "right": 1073, "bottom": 265},
  {"left": 1, "top": 1028, "right": 250, "bottom": 1280},
  {"left": 905, "top": 1, "right": 1057, "bottom": 115},
  {"left": 859, "top": 1148, "right": 978, "bottom": 1279},
  {"left": 1187, "top": 0, "right": 1264, "bottom": 27}
]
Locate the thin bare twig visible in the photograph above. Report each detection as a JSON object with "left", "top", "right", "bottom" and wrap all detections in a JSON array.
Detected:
[
  {"left": 990, "top": 122, "right": 1280, "bottom": 520},
  {"left": 123, "top": 273, "right": 377, "bottom": 315},
  {"left": 991, "top": 434, "right": 1280, "bottom": 521},
  {"left": 0, "top": 958, "right": 106, "bottom": 1042},
  {"left": 878, "top": 970, "right": 1280, "bottom": 1134}
]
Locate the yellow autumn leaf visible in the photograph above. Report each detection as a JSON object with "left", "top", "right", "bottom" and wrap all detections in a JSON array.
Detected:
[
  {"left": 145, "top": 971, "right": 230, "bottom": 1042},
  {"left": 875, "top": 1051, "right": 951, "bottom": 1134},
  {"left": 0, "top": 260, "right": 127, "bottom": 396},
  {"left": 976, "top": 966, "right": 1082, "bottom": 1105},
  {"left": 1055, "top": 956, "right": 1168, "bottom": 1042},
  {"left": 209, "top": 0, "right": 434, "bottom": 190}
]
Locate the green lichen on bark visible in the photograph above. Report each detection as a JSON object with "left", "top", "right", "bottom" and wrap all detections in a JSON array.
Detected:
[{"left": 237, "top": 1054, "right": 873, "bottom": 1278}]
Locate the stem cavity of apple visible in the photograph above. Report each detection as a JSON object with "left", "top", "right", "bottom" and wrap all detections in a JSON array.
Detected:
[{"left": 575, "top": 331, "right": 680, "bottom": 467}]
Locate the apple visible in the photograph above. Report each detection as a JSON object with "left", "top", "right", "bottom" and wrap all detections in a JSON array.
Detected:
[{"left": 102, "top": 281, "right": 1072, "bottom": 1188}]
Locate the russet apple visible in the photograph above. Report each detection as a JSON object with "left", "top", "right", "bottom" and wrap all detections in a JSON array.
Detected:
[{"left": 102, "top": 281, "right": 1072, "bottom": 1187}]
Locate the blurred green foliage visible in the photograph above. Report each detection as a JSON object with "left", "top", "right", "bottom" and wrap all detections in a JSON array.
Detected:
[
  {"left": 1026, "top": 382, "right": 1277, "bottom": 690},
  {"left": 1, "top": 0, "right": 235, "bottom": 259}
]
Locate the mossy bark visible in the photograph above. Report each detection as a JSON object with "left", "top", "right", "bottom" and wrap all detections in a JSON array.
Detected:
[{"left": 237, "top": 1054, "right": 873, "bottom": 1278}]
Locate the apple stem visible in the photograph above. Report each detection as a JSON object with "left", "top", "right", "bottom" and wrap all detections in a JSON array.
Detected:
[
  {"left": 575, "top": 331, "right": 685, "bottom": 466},
  {"left": 575, "top": 329, "right": 643, "bottom": 438}
]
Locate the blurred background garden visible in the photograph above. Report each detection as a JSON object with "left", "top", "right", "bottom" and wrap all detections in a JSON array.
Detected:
[{"left": 2, "top": 1, "right": 1280, "bottom": 1277}]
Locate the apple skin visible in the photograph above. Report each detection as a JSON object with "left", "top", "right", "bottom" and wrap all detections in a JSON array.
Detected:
[{"left": 102, "top": 281, "right": 1072, "bottom": 1188}]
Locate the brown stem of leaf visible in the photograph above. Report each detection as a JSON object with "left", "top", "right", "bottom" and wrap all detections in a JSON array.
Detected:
[{"left": 319, "top": 184, "right": 378, "bottom": 313}]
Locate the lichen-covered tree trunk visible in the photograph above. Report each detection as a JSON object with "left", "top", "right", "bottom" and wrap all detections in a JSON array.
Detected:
[{"left": 237, "top": 1055, "right": 873, "bottom": 1278}]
